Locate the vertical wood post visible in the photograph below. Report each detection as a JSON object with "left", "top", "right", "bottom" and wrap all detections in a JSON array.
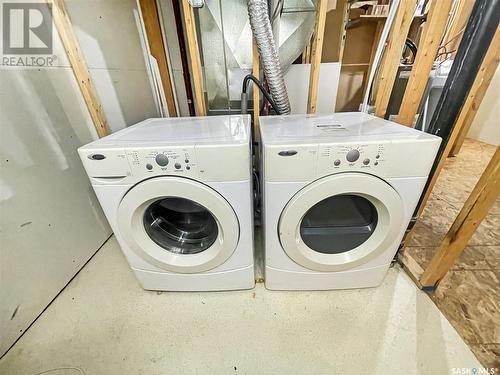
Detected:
[
  {"left": 449, "top": 27, "right": 500, "bottom": 156},
  {"left": 252, "top": 39, "right": 260, "bottom": 139},
  {"left": 414, "top": 28, "right": 500, "bottom": 217},
  {"left": 440, "top": 0, "right": 475, "bottom": 60},
  {"left": 397, "top": 0, "right": 453, "bottom": 126},
  {"left": 182, "top": 0, "right": 206, "bottom": 116},
  {"left": 337, "top": 0, "right": 349, "bottom": 64},
  {"left": 139, "top": 0, "right": 177, "bottom": 117},
  {"left": 420, "top": 146, "right": 500, "bottom": 287},
  {"left": 307, "top": 0, "right": 328, "bottom": 114},
  {"left": 50, "top": 0, "right": 109, "bottom": 137},
  {"left": 374, "top": 0, "right": 417, "bottom": 118}
]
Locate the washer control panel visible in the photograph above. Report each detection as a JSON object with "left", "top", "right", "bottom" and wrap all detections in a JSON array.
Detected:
[
  {"left": 318, "top": 143, "right": 386, "bottom": 174},
  {"left": 127, "top": 146, "right": 198, "bottom": 178}
]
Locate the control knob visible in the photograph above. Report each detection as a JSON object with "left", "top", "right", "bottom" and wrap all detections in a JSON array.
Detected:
[
  {"left": 346, "top": 149, "right": 360, "bottom": 162},
  {"left": 155, "top": 154, "right": 169, "bottom": 167}
]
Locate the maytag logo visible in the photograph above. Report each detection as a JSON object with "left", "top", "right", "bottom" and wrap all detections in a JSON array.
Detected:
[{"left": 2, "top": 2, "right": 56, "bottom": 67}]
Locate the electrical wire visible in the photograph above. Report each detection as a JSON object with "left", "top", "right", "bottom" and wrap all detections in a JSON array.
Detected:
[
  {"left": 242, "top": 74, "right": 282, "bottom": 115},
  {"left": 271, "top": 0, "right": 284, "bottom": 22},
  {"left": 441, "top": 26, "right": 466, "bottom": 48}
]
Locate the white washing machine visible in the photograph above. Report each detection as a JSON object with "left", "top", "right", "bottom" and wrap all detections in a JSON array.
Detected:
[
  {"left": 78, "top": 115, "right": 254, "bottom": 291},
  {"left": 260, "top": 113, "right": 441, "bottom": 290}
]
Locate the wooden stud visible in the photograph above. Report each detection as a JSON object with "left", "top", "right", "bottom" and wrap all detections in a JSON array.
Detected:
[
  {"left": 397, "top": 0, "right": 453, "bottom": 126},
  {"left": 337, "top": 0, "right": 350, "bottom": 64},
  {"left": 139, "top": 0, "right": 177, "bottom": 117},
  {"left": 307, "top": 0, "right": 328, "bottom": 114},
  {"left": 420, "top": 146, "right": 500, "bottom": 287},
  {"left": 50, "top": 0, "right": 109, "bottom": 137},
  {"left": 412, "top": 27, "right": 500, "bottom": 217},
  {"left": 182, "top": 0, "right": 206, "bottom": 116},
  {"left": 440, "top": 0, "right": 475, "bottom": 60},
  {"left": 252, "top": 38, "right": 260, "bottom": 140},
  {"left": 302, "top": 37, "right": 312, "bottom": 64},
  {"left": 374, "top": 0, "right": 417, "bottom": 118},
  {"left": 397, "top": 251, "right": 424, "bottom": 289},
  {"left": 449, "top": 27, "right": 500, "bottom": 156}
]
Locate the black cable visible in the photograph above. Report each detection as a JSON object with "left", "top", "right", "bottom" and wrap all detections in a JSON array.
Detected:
[
  {"left": 242, "top": 74, "right": 282, "bottom": 115},
  {"left": 404, "top": 38, "right": 418, "bottom": 59}
]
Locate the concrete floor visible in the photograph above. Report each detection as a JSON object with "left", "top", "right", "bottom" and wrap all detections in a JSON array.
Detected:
[{"left": 0, "top": 236, "right": 481, "bottom": 374}]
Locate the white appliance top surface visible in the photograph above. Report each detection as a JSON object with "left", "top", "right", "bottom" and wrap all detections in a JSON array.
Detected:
[
  {"left": 81, "top": 115, "right": 250, "bottom": 148},
  {"left": 259, "top": 112, "right": 440, "bottom": 144}
]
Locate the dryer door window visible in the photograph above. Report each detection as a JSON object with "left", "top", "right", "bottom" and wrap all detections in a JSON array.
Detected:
[
  {"left": 143, "top": 197, "right": 218, "bottom": 255},
  {"left": 117, "top": 176, "right": 240, "bottom": 274},
  {"left": 279, "top": 173, "right": 405, "bottom": 272},
  {"left": 299, "top": 194, "right": 378, "bottom": 254}
]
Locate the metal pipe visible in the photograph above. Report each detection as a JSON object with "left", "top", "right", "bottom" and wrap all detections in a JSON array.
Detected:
[{"left": 248, "top": 0, "right": 291, "bottom": 115}]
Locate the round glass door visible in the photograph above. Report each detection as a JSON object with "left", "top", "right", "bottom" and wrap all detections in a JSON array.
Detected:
[
  {"left": 143, "top": 197, "right": 218, "bottom": 255},
  {"left": 279, "top": 173, "right": 404, "bottom": 271},
  {"left": 299, "top": 194, "right": 378, "bottom": 254},
  {"left": 117, "top": 176, "right": 239, "bottom": 273}
]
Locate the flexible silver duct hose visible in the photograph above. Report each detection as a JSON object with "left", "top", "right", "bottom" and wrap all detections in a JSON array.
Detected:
[{"left": 247, "top": 0, "right": 291, "bottom": 115}]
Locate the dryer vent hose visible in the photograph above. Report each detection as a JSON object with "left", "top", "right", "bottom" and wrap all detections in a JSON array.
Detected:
[{"left": 247, "top": 0, "right": 291, "bottom": 115}]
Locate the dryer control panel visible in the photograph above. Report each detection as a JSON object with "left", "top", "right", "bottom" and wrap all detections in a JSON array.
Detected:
[
  {"left": 317, "top": 143, "right": 387, "bottom": 175},
  {"left": 263, "top": 138, "right": 440, "bottom": 182}
]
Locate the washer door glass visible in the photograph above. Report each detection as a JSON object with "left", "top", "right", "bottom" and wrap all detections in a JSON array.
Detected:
[
  {"left": 300, "top": 194, "right": 378, "bottom": 254},
  {"left": 143, "top": 197, "right": 218, "bottom": 255},
  {"left": 117, "top": 176, "right": 240, "bottom": 273}
]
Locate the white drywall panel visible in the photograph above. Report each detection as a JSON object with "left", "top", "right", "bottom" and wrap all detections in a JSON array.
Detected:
[
  {"left": 284, "top": 62, "right": 341, "bottom": 114},
  {"left": 0, "top": 67, "right": 111, "bottom": 357},
  {"left": 467, "top": 66, "right": 500, "bottom": 146}
]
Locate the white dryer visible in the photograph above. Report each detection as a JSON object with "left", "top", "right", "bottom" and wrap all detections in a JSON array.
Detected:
[
  {"left": 79, "top": 115, "right": 254, "bottom": 291},
  {"left": 260, "top": 113, "right": 440, "bottom": 290}
]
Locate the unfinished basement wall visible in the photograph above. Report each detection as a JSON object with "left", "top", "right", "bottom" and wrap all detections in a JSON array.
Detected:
[
  {"left": 63, "top": 0, "right": 159, "bottom": 131},
  {"left": 334, "top": 8, "right": 378, "bottom": 112},
  {"left": 467, "top": 66, "right": 500, "bottom": 146},
  {"left": 158, "top": 0, "right": 191, "bottom": 117},
  {"left": 0, "top": 0, "right": 158, "bottom": 357}
]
